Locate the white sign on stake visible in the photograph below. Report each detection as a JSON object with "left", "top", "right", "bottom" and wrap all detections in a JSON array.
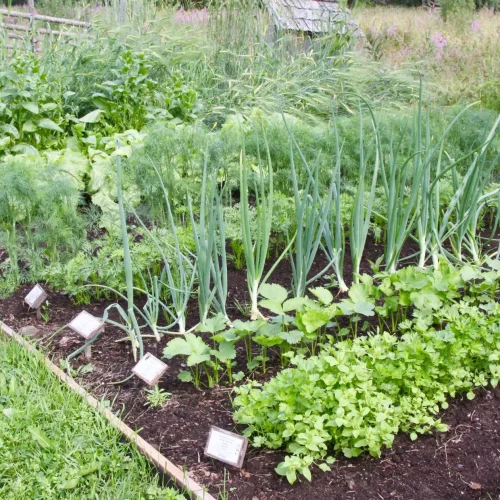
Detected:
[
  {"left": 24, "top": 284, "right": 47, "bottom": 310},
  {"left": 68, "top": 311, "right": 105, "bottom": 340},
  {"left": 204, "top": 426, "right": 248, "bottom": 468},
  {"left": 132, "top": 353, "right": 168, "bottom": 386}
]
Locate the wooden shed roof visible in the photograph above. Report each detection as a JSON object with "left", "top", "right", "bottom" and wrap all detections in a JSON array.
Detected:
[{"left": 264, "top": 0, "right": 359, "bottom": 34}]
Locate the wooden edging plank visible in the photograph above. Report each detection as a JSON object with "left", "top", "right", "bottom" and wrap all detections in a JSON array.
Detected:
[{"left": 0, "top": 321, "right": 216, "bottom": 500}]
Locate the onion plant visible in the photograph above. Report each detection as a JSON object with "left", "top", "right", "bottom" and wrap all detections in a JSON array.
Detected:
[
  {"left": 350, "top": 110, "right": 380, "bottom": 282},
  {"left": 188, "top": 152, "right": 229, "bottom": 324},
  {"left": 322, "top": 122, "right": 348, "bottom": 292},
  {"left": 132, "top": 156, "right": 196, "bottom": 334},
  {"left": 379, "top": 121, "right": 423, "bottom": 274},
  {"left": 414, "top": 99, "right": 488, "bottom": 268},
  {"left": 134, "top": 267, "right": 177, "bottom": 341},
  {"left": 211, "top": 186, "right": 229, "bottom": 322},
  {"left": 115, "top": 153, "right": 143, "bottom": 361},
  {"left": 240, "top": 131, "right": 280, "bottom": 319},
  {"left": 426, "top": 114, "right": 500, "bottom": 266},
  {"left": 285, "top": 119, "right": 336, "bottom": 297}
]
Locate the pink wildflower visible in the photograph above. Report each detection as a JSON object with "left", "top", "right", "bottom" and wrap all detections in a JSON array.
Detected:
[
  {"left": 431, "top": 32, "right": 448, "bottom": 60},
  {"left": 471, "top": 20, "right": 481, "bottom": 32},
  {"left": 386, "top": 24, "right": 398, "bottom": 38}
]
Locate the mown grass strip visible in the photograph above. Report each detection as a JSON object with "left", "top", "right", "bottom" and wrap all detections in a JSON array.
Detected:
[{"left": 0, "top": 323, "right": 212, "bottom": 500}]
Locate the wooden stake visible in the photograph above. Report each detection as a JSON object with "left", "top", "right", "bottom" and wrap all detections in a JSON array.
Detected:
[{"left": 84, "top": 345, "right": 92, "bottom": 360}]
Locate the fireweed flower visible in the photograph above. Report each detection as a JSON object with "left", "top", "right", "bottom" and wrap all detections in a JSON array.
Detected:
[
  {"left": 175, "top": 7, "right": 209, "bottom": 24},
  {"left": 471, "top": 21, "right": 481, "bottom": 33},
  {"left": 431, "top": 32, "right": 448, "bottom": 60},
  {"left": 386, "top": 25, "right": 398, "bottom": 38}
]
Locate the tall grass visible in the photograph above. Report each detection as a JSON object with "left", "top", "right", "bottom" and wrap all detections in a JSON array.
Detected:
[
  {"left": 356, "top": 6, "right": 500, "bottom": 110},
  {"left": 1, "top": 0, "right": 423, "bottom": 129}
]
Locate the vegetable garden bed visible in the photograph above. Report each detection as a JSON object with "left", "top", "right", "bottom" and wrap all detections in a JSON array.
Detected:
[
  {"left": 2, "top": 239, "right": 500, "bottom": 499},
  {"left": 1, "top": 3, "right": 500, "bottom": 498}
]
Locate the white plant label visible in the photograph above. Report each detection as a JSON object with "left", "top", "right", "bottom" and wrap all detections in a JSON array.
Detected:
[
  {"left": 24, "top": 284, "right": 47, "bottom": 310},
  {"left": 132, "top": 353, "right": 168, "bottom": 386},
  {"left": 68, "top": 311, "right": 104, "bottom": 340},
  {"left": 204, "top": 426, "right": 248, "bottom": 468}
]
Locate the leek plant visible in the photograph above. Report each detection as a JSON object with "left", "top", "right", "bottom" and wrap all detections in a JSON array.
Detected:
[
  {"left": 285, "top": 120, "right": 336, "bottom": 297},
  {"left": 350, "top": 110, "right": 380, "bottom": 282}
]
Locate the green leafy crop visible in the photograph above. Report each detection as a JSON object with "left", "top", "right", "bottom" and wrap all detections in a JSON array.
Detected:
[{"left": 233, "top": 266, "right": 500, "bottom": 484}]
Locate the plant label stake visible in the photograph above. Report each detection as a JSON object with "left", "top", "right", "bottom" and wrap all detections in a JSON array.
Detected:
[
  {"left": 204, "top": 426, "right": 248, "bottom": 468},
  {"left": 68, "top": 311, "right": 105, "bottom": 360},
  {"left": 132, "top": 353, "right": 168, "bottom": 386},
  {"left": 24, "top": 284, "right": 48, "bottom": 320}
]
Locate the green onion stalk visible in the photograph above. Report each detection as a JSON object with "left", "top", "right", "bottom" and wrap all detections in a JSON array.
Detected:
[
  {"left": 116, "top": 153, "right": 143, "bottom": 361},
  {"left": 240, "top": 144, "right": 273, "bottom": 319},
  {"left": 132, "top": 155, "right": 196, "bottom": 334},
  {"left": 350, "top": 109, "right": 380, "bottom": 282},
  {"left": 322, "top": 120, "right": 348, "bottom": 292},
  {"left": 285, "top": 120, "right": 336, "bottom": 297}
]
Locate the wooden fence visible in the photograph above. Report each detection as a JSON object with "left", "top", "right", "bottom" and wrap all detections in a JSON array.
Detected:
[{"left": 0, "top": 8, "right": 91, "bottom": 51}]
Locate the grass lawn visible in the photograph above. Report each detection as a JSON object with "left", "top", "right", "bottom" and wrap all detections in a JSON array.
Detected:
[{"left": 0, "top": 336, "right": 185, "bottom": 500}]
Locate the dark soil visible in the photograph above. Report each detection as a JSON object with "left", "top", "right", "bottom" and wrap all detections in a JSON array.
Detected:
[{"left": 1, "top": 237, "right": 500, "bottom": 500}]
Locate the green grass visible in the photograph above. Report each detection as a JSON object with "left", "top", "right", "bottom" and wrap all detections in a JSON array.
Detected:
[{"left": 0, "top": 336, "right": 185, "bottom": 500}]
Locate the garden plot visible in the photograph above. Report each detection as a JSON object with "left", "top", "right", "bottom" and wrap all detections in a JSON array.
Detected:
[{"left": 1, "top": 1, "right": 500, "bottom": 499}]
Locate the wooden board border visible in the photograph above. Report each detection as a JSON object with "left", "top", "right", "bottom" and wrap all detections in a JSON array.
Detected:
[{"left": 0, "top": 321, "right": 215, "bottom": 500}]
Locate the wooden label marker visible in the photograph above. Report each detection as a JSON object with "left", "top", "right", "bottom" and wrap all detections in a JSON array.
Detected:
[
  {"left": 24, "top": 285, "right": 48, "bottom": 319},
  {"left": 68, "top": 311, "right": 105, "bottom": 360},
  {"left": 204, "top": 426, "right": 248, "bottom": 468},
  {"left": 132, "top": 353, "right": 168, "bottom": 386}
]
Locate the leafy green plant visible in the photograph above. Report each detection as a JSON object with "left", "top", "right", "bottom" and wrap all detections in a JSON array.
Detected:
[
  {"left": 0, "top": 53, "right": 68, "bottom": 152},
  {"left": 163, "top": 314, "right": 236, "bottom": 387},
  {"left": 233, "top": 280, "right": 500, "bottom": 484},
  {"left": 88, "top": 51, "right": 200, "bottom": 134},
  {"left": 40, "top": 301, "right": 50, "bottom": 324},
  {"left": 144, "top": 386, "right": 171, "bottom": 409}
]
